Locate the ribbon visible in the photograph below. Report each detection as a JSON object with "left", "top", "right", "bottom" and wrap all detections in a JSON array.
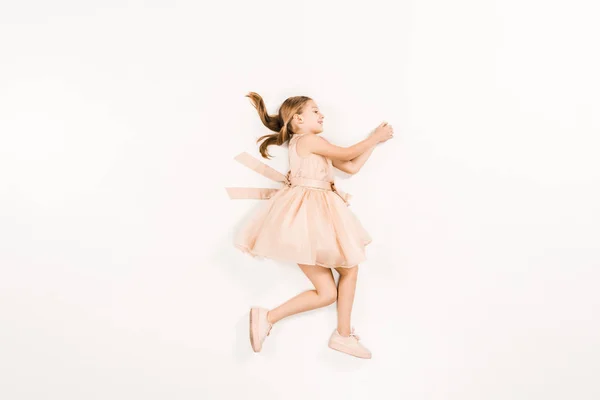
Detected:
[{"left": 225, "top": 152, "right": 351, "bottom": 206}]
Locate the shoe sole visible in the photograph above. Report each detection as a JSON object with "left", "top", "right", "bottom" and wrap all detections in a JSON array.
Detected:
[
  {"left": 249, "top": 308, "right": 261, "bottom": 352},
  {"left": 328, "top": 341, "right": 372, "bottom": 359}
]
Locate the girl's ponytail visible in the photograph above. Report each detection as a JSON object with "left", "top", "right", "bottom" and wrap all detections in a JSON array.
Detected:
[{"left": 245, "top": 91, "right": 310, "bottom": 159}]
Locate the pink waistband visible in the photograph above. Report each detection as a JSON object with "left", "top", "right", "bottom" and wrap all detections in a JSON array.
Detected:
[
  {"left": 224, "top": 152, "right": 351, "bottom": 206},
  {"left": 289, "top": 176, "right": 333, "bottom": 191}
]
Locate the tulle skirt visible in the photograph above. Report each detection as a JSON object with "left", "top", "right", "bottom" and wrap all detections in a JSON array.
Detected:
[{"left": 234, "top": 185, "right": 372, "bottom": 268}]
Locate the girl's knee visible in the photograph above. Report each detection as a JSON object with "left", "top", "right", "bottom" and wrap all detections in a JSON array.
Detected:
[
  {"left": 338, "top": 265, "right": 359, "bottom": 277},
  {"left": 317, "top": 287, "right": 338, "bottom": 306}
]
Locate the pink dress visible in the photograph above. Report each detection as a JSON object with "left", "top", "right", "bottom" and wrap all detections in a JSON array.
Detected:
[{"left": 226, "top": 132, "right": 372, "bottom": 268}]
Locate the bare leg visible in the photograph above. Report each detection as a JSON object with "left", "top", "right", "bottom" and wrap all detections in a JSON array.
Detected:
[
  {"left": 267, "top": 263, "right": 337, "bottom": 324},
  {"left": 334, "top": 265, "right": 359, "bottom": 336}
]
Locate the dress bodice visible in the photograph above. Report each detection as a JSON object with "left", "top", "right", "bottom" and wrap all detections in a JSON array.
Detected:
[{"left": 288, "top": 133, "right": 333, "bottom": 182}]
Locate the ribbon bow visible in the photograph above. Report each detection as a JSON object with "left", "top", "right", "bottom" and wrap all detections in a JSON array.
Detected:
[
  {"left": 225, "top": 152, "right": 351, "bottom": 206},
  {"left": 330, "top": 181, "right": 352, "bottom": 206}
]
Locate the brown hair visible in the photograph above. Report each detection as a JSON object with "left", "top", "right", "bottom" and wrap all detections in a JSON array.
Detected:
[{"left": 246, "top": 91, "right": 312, "bottom": 159}]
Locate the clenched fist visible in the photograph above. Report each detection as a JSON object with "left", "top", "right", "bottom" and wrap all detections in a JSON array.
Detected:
[{"left": 372, "top": 121, "right": 394, "bottom": 143}]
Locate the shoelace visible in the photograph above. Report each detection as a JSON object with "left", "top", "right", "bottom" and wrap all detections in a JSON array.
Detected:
[
  {"left": 348, "top": 327, "right": 360, "bottom": 341},
  {"left": 260, "top": 324, "right": 272, "bottom": 345}
]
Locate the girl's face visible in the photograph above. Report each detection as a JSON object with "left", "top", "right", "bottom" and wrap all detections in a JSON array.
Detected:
[{"left": 297, "top": 100, "right": 325, "bottom": 134}]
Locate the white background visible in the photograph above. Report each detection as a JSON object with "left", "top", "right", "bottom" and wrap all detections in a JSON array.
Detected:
[{"left": 1, "top": 1, "right": 599, "bottom": 399}]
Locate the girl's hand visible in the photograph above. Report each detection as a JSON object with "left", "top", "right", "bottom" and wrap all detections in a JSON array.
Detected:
[{"left": 372, "top": 121, "right": 394, "bottom": 143}]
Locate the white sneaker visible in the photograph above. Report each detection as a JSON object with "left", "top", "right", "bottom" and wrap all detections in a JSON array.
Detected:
[
  {"left": 249, "top": 307, "right": 272, "bottom": 352},
  {"left": 328, "top": 327, "right": 372, "bottom": 359}
]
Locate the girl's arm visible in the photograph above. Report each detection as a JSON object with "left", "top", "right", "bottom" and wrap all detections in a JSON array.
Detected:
[
  {"left": 331, "top": 158, "right": 355, "bottom": 174},
  {"left": 299, "top": 133, "right": 379, "bottom": 162},
  {"left": 333, "top": 144, "right": 377, "bottom": 174},
  {"left": 343, "top": 126, "right": 389, "bottom": 173}
]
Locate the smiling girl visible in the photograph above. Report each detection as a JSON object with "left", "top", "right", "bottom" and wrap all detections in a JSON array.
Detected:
[{"left": 226, "top": 92, "right": 394, "bottom": 359}]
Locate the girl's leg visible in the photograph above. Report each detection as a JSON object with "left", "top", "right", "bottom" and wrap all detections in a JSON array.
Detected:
[
  {"left": 267, "top": 263, "right": 337, "bottom": 324},
  {"left": 334, "top": 265, "right": 359, "bottom": 336}
]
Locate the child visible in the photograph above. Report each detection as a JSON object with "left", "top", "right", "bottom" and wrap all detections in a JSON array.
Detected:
[{"left": 226, "top": 92, "right": 394, "bottom": 359}]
